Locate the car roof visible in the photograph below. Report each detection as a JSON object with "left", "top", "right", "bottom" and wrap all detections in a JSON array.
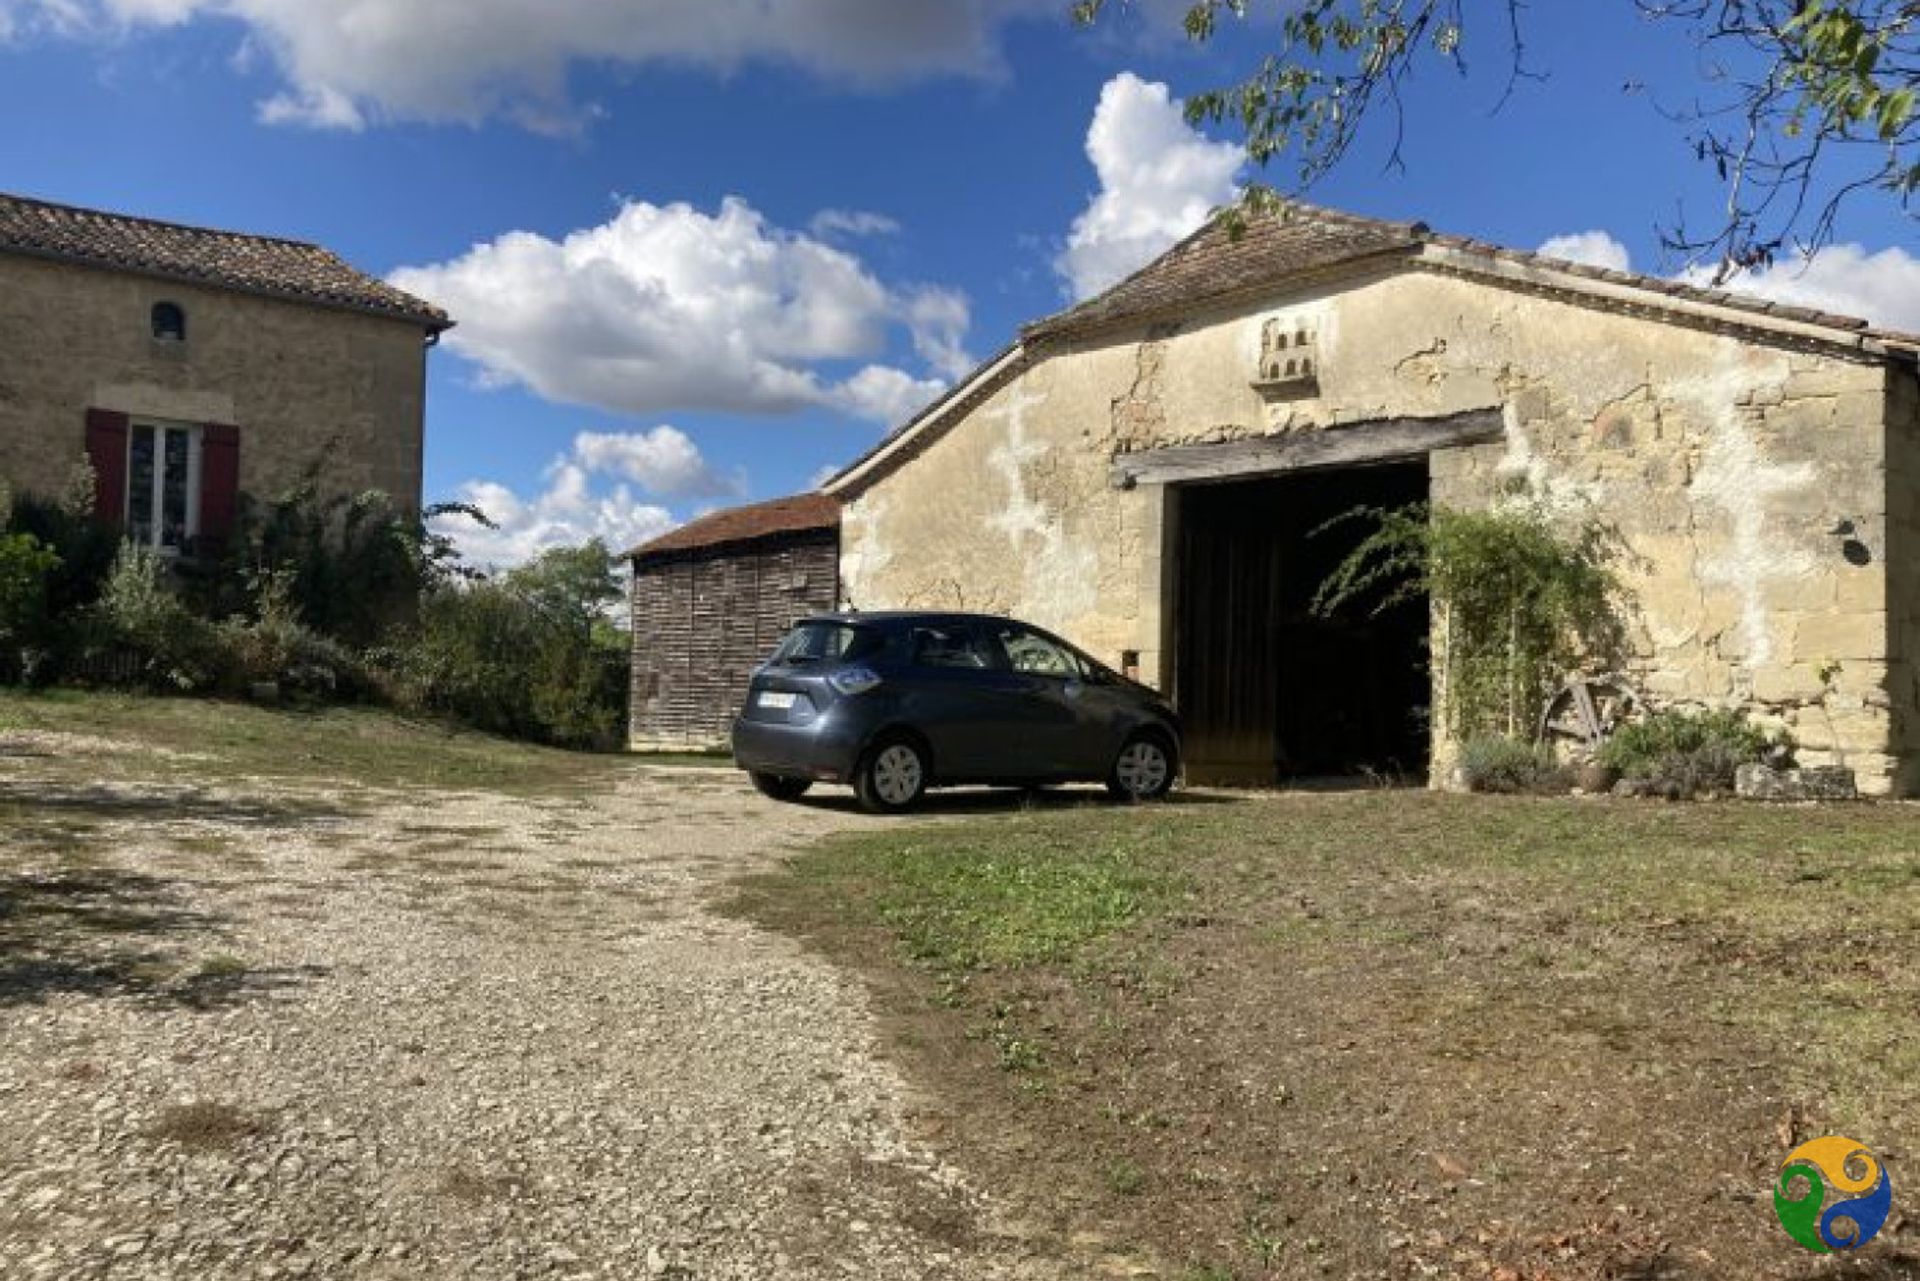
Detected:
[{"left": 797, "top": 610, "right": 1014, "bottom": 628}]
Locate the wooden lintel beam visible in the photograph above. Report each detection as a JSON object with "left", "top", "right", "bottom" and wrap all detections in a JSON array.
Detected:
[{"left": 1110, "top": 408, "right": 1506, "bottom": 488}]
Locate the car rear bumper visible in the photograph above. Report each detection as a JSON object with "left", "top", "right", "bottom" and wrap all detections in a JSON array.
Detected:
[{"left": 731, "top": 713, "right": 864, "bottom": 782}]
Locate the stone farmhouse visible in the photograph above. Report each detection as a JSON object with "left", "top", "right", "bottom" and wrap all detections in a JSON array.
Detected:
[
  {"left": 0, "top": 192, "right": 450, "bottom": 554},
  {"left": 639, "top": 202, "right": 1920, "bottom": 796}
]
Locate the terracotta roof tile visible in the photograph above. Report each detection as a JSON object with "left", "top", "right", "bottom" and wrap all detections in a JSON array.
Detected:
[
  {"left": 1023, "top": 199, "right": 1920, "bottom": 352},
  {"left": 1024, "top": 201, "right": 1422, "bottom": 342},
  {"left": 627, "top": 492, "right": 839, "bottom": 560},
  {"left": 0, "top": 191, "right": 450, "bottom": 330}
]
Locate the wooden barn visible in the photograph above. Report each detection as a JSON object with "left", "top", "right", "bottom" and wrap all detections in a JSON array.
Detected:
[{"left": 626, "top": 492, "right": 841, "bottom": 750}]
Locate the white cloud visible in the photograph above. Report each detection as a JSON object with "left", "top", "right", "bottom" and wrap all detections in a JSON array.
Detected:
[
  {"left": 1687, "top": 243, "right": 1920, "bottom": 334},
  {"left": 0, "top": 0, "right": 1054, "bottom": 130},
  {"left": 1536, "top": 230, "right": 1632, "bottom": 273},
  {"left": 829, "top": 365, "right": 946, "bottom": 426},
  {"left": 809, "top": 209, "right": 901, "bottom": 240},
  {"left": 807, "top": 461, "right": 843, "bottom": 488},
  {"left": 898, "top": 284, "right": 974, "bottom": 380},
  {"left": 1055, "top": 72, "right": 1242, "bottom": 302},
  {"left": 1535, "top": 228, "right": 1920, "bottom": 333},
  {"left": 435, "top": 465, "right": 676, "bottom": 570},
  {"left": 571, "top": 426, "right": 745, "bottom": 499},
  {"left": 389, "top": 196, "right": 969, "bottom": 423},
  {"left": 430, "top": 424, "right": 750, "bottom": 568}
]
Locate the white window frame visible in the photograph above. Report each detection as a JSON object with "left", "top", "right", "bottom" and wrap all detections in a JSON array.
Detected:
[{"left": 125, "top": 419, "right": 203, "bottom": 554}]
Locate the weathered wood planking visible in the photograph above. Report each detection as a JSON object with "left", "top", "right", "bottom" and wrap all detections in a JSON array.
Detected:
[
  {"left": 1110, "top": 409, "right": 1505, "bottom": 489},
  {"left": 628, "top": 532, "right": 839, "bottom": 748}
]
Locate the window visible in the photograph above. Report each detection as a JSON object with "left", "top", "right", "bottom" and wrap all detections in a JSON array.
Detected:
[
  {"left": 126, "top": 422, "right": 202, "bottom": 552},
  {"left": 151, "top": 301, "right": 186, "bottom": 342},
  {"left": 991, "top": 625, "right": 1087, "bottom": 679},
  {"left": 911, "top": 626, "right": 992, "bottom": 670},
  {"left": 771, "top": 621, "right": 879, "bottom": 665}
]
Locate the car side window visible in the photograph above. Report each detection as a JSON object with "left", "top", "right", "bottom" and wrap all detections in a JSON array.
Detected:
[
  {"left": 993, "top": 626, "right": 1086, "bottom": 679},
  {"left": 911, "top": 626, "right": 993, "bottom": 670}
]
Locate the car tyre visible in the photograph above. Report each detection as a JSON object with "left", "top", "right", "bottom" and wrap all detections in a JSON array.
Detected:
[
  {"left": 750, "top": 772, "right": 813, "bottom": 802},
  {"left": 855, "top": 734, "right": 929, "bottom": 814},
  {"left": 1107, "top": 731, "right": 1176, "bottom": 802}
]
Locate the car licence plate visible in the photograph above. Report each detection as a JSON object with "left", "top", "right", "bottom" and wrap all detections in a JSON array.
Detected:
[{"left": 757, "top": 690, "right": 798, "bottom": 710}]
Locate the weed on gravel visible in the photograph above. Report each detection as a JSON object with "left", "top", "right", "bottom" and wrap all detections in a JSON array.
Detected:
[{"left": 143, "top": 1102, "right": 274, "bottom": 1152}]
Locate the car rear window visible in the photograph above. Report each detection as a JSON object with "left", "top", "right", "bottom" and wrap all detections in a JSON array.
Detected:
[{"left": 770, "top": 621, "right": 880, "bottom": 665}]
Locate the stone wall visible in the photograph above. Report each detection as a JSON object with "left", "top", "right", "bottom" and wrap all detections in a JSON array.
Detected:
[
  {"left": 839, "top": 263, "right": 1912, "bottom": 793},
  {"left": 1887, "top": 364, "right": 1920, "bottom": 795},
  {"left": 0, "top": 253, "right": 431, "bottom": 509}
]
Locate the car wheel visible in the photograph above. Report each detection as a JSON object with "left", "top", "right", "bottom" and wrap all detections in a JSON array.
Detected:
[
  {"left": 749, "top": 772, "right": 812, "bottom": 802},
  {"left": 1107, "top": 732, "right": 1175, "bottom": 802},
  {"left": 855, "top": 735, "right": 928, "bottom": 814}
]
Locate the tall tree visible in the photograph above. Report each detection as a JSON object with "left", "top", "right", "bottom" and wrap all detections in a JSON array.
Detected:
[{"left": 1073, "top": 1, "right": 1918, "bottom": 277}]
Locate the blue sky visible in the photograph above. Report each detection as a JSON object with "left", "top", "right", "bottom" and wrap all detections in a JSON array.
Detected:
[{"left": 1, "top": 1, "right": 1913, "bottom": 566}]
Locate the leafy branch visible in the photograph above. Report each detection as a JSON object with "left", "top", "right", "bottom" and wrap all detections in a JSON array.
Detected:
[{"left": 1072, "top": 0, "right": 1918, "bottom": 277}]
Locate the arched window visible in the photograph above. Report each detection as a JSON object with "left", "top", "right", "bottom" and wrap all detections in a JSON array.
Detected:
[{"left": 151, "top": 301, "right": 186, "bottom": 342}]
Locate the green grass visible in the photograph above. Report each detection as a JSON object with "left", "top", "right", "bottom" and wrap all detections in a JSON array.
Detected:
[
  {"left": 0, "top": 688, "right": 641, "bottom": 794},
  {"left": 776, "top": 813, "right": 1186, "bottom": 972},
  {"left": 743, "top": 791, "right": 1920, "bottom": 1279}
]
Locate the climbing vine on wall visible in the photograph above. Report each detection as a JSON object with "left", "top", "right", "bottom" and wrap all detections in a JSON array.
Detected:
[{"left": 1313, "top": 501, "right": 1632, "bottom": 741}]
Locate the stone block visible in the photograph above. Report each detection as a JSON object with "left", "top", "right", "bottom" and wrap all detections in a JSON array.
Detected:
[
  {"left": 1751, "top": 663, "right": 1827, "bottom": 704},
  {"left": 1792, "top": 611, "right": 1888, "bottom": 663},
  {"left": 1784, "top": 366, "right": 1874, "bottom": 398},
  {"left": 1735, "top": 763, "right": 1859, "bottom": 801}
]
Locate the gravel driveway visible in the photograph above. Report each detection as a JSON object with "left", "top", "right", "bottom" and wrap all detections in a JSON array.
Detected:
[{"left": 0, "top": 747, "right": 1070, "bottom": 1280}]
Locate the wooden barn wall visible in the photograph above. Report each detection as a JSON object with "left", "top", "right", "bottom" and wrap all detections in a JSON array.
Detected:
[{"left": 628, "top": 533, "right": 839, "bottom": 748}]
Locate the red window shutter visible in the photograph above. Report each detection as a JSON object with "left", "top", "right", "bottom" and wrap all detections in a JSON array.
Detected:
[
  {"left": 83, "top": 409, "right": 131, "bottom": 524},
  {"left": 199, "top": 423, "right": 241, "bottom": 549}
]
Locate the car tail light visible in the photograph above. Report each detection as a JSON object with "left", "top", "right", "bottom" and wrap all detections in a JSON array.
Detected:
[{"left": 828, "top": 665, "right": 882, "bottom": 696}]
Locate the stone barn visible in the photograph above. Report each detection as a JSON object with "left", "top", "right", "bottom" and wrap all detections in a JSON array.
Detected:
[
  {"left": 820, "top": 202, "right": 1920, "bottom": 795},
  {"left": 627, "top": 492, "right": 840, "bottom": 750}
]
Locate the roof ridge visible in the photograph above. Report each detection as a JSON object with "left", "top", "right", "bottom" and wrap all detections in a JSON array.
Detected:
[{"left": 0, "top": 189, "right": 325, "bottom": 252}]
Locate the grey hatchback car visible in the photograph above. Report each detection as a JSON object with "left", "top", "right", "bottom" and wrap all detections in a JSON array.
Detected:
[{"left": 732, "top": 611, "right": 1180, "bottom": 812}]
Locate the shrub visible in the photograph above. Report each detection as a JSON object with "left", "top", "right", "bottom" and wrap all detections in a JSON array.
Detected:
[
  {"left": 200, "top": 462, "right": 486, "bottom": 647},
  {"left": 93, "top": 544, "right": 227, "bottom": 691},
  {"left": 0, "top": 531, "right": 62, "bottom": 679},
  {"left": 2, "top": 481, "right": 119, "bottom": 682},
  {"left": 378, "top": 539, "right": 629, "bottom": 751},
  {"left": 376, "top": 577, "right": 624, "bottom": 751},
  {"left": 1599, "top": 708, "right": 1788, "bottom": 796},
  {"left": 215, "top": 571, "right": 370, "bottom": 700},
  {"left": 1457, "top": 735, "right": 1570, "bottom": 795},
  {"left": 1314, "top": 501, "right": 1630, "bottom": 741}
]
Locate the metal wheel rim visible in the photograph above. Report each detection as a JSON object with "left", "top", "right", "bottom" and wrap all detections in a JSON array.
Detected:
[
  {"left": 1116, "top": 741, "right": 1168, "bottom": 796},
  {"left": 873, "top": 745, "right": 923, "bottom": 805}
]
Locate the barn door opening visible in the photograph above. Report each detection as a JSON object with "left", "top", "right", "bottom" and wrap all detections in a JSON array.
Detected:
[{"left": 1174, "top": 462, "right": 1430, "bottom": 785}]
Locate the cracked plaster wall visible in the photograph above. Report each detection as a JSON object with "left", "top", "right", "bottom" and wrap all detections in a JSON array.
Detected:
[{"left": 841, "top": 267, "right": 1910, "bottom": 793}]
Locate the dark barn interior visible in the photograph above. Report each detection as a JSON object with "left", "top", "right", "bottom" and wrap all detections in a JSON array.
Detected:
[{"left": 1174, "top": 462, "right": 1430, "bottom": 785}]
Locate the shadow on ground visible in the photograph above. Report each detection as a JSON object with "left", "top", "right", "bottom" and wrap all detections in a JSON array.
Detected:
[
  {"left": 0, "top": 776, "right": 348, "bottom": 1007},
  {"left": 0, "top": 781, "right": 353, "bottom": 829},
  {"left": 0, "top": 859, "right": 327, "bottom": 1010},
  {"left": 793, "top": 787, "right": 1244, "bottom": 817}
]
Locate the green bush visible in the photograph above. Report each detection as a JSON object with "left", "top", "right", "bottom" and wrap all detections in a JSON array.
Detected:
[
  {"left": 93, "top": 544, "right": 228, "bottom": 691},
  {"left": 1314, "top": 501, "right": 1630, "bottom": 740},
  {"left": 1599, "top": 708, "right": 1788, "bottom": 796},
  {"left": 1457, "top": 735, "right": 1569, "bottom": 795},
  {"left": 0, "top": 531, "right": 62, "bottom": 672},
  {"left": 377, "top": 563, "right": 625, "bottom": 752},
  {"left": 215, "top": 571, "right": 371, "bottom": 700}
]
